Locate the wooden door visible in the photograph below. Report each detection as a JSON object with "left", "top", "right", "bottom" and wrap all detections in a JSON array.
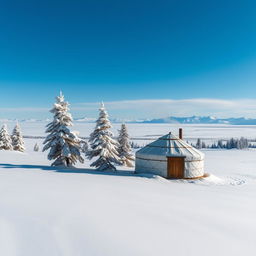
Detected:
[{"left": 167, "top": 157, "right": 184, "bottom": 179}]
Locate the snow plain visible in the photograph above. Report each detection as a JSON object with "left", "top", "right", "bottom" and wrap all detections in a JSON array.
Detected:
[
  {"left": 3, "top": 120, "right": 256, "bottom": 139},
  {"left": 0, "top": 123, "right": 256, "bottom": 256}
]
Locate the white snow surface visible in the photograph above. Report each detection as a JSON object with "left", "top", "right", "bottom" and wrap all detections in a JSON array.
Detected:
[
  {"left": 0, "top": 139, "right": 256, "bottom": 255},
  {"left": 2, "top": 121, "right": 256, "bottom": 139}
]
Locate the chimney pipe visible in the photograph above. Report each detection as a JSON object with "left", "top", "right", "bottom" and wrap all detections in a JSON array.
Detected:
[{"left": 179, "top": 128, "right": 183, "bottom": 139}]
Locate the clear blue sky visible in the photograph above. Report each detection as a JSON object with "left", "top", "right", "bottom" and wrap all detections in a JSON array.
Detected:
[{"left": 0, "top": 0, "right": 256, "bottom": 119}]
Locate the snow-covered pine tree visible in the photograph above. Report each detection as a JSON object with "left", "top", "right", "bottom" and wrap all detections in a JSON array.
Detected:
[
  {"left": 43, "top": 92, "right": 84, "bottom": 167},
  {"left": 34, "top": 143, "right": 40, "bottom": 152},
  {"left": 0, "top": 124, "right": 13, "bottom": 150},
  {"left": 87, "top": 102, "right": 121, "bottom": 171},
  {"left": 117, "top": 123, "right": 134, "bottom": 167},
  {"left": 11, "top": 123, "right": 25, "bottom": 152}
]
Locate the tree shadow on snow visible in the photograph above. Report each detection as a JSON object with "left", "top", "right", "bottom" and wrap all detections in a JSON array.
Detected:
[{"left": 0, "top": 163, "right": 155, "bottom": 179}]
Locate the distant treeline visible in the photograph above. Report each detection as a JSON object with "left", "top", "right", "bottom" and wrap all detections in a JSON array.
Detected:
[
  {"left": 193, "top": 137, "right": 253, "bottom": 150},
  {"left": 130, "top": 137, "right": 255, "bottom": 150},
  {"left": 24, "top": 136, "right": 255, "bottom": 150},
  {"left": 130, "top": 141, "right": 142, "bottom": 149}
]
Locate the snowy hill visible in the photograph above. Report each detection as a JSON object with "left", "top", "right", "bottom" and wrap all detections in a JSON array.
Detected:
[
  {"left": 143, "top": 115, "right": 256, "bottom": 125},
  {"left": 74, "top": 116, "right": 256, "bottom": 125},
  {"left": 3, "top": 116, "right": 256, "bottom": 125}
]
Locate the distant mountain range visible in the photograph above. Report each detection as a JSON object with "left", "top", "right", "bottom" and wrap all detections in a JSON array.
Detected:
[
  {"left": 142, "top": 116, "right": 256, "bottom": 125},
  {"left": 1, "top": 116, "right": 256, "bottom": 125}
]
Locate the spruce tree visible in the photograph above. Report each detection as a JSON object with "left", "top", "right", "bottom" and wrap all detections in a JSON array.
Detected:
[
  {"left": 34, "top": 143, "right": 40, "bottom": 152},
  {"left": 117, "top": 123, "right": 134, "bottom": 167},
  {"left": 217, "top": 140, "right": 223, "bottom": 148},
  {"left": 11, "top": 123, "right": 25, "bottom": 152},
  {"left": 0, "top": 124, "right": 13, "bottom": 150},
  {"left": 196, "top": 138, "right": 202, "bottom": 149},
  {"left": 87, "top": 102, "right": 120, "bottom": 171},
  {"left": 43, "top": 92, "right": 84, "bottom": 167}
]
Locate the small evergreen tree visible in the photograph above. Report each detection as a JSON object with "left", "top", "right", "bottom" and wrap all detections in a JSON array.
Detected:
[
  {"left": 211, "top": 143, "right": 217, "bottom": 149},
  {"left": 43, "top": 92, "right": 84, "bottom": 167},
  {"left": 117, "top": 123, "right": 134, "bottom": 167},
  {"left": 11, "top": 123, "right": 25, "bottom": 152},
  {"left": 217, "top": 140, "right": 223, "bottom": 148},
  {"left": 87, "top": 102, "right": 120, "bottom": 171},
  {"left": 237, "top": 137, "right": 248, "bottom": 149},
  {"left": 131, "top": 141, "right": 141, "bottom": 149},
  {"left": 34, "top": 143, "right": 40, "bottom": 152},
  {"left": 196, "top": 138, "right": 202, "bottom": 149},
  {"left": 0, "top": 124, "right": 13, "bottom": 150}
]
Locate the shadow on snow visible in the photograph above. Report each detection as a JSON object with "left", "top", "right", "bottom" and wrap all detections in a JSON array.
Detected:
[{"left": 0, "top": 163, "right": 155, "bottom": 179}]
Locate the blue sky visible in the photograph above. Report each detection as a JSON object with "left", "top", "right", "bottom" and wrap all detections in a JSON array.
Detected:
[{"left": 0, "top": 0, "right": 256, "bottom": 119}]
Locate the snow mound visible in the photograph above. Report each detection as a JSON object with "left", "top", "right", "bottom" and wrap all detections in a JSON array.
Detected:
[
  {"left": 172, "top": 173, "right": 246, "bottom": 186},
  {"left": 225, "top": 176, "right": 246, "bottom": 186}
]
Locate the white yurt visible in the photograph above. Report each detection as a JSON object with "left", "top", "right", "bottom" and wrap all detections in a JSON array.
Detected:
[{"left": 135, "top": 129, "right": 204, "bottom": 179}]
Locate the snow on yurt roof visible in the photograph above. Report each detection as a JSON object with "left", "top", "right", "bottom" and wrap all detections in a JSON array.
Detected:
[{"left": 136, "top": 133, "right": 204, "bottom": 161}]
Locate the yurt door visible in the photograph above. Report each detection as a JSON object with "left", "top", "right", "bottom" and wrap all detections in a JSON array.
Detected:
[{"left": 167, "top": 157, "right": 185, "bottom": 179}]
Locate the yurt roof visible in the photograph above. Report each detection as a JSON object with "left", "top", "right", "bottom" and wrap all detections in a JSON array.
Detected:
[{"left": 136, "top": 133, "right": 204, "bottom": 161}]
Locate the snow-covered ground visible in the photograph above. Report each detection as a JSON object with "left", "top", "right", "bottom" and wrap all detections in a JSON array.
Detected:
[
  {"left": 0, "top": 138, "right": 256, "bottom": 256},
  {"left": 2, "top": 121, "right": 256, "bottom": 139}
]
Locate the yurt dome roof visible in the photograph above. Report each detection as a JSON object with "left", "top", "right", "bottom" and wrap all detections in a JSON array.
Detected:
[{"left": 136, "top": 133, "right": 204, "bottom": 161}]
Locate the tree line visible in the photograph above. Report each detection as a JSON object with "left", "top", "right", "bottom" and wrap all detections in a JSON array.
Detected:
[
  {"left": 0, "top": 123, "right": 25, "bottom": 152},
  {"left": 193, "top": 137, "right": 251, "bottom": 149},
  {"left": 42, "top": 93, "right": 134, "bottom": 170},
  {"left": 0, "top": 93, "right": 135, "bottom": 171}
]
